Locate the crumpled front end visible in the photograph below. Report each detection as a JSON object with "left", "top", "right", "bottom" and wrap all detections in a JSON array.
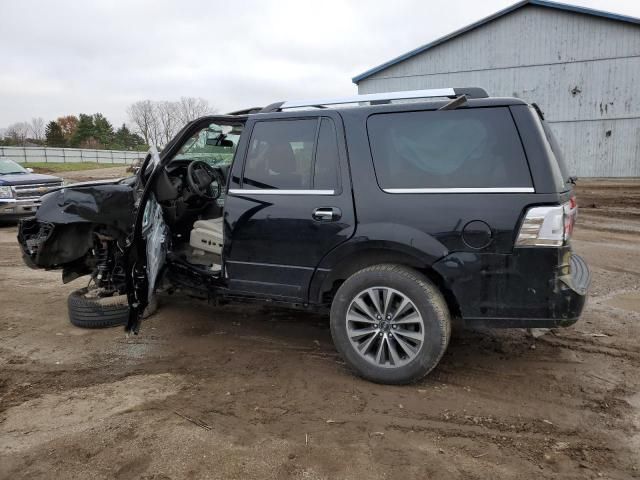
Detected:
[{"left": 18, "top": 183, "right": 136, "bottom": 270}]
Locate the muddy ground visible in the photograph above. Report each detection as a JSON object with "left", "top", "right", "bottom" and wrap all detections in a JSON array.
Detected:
[{"left": 0, "top": 172, "right": 639, "bottom": 479}]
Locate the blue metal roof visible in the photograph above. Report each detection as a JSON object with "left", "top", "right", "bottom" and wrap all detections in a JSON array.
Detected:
[{"left": 352, "top": 0, "right": 640, "bottom": 84}]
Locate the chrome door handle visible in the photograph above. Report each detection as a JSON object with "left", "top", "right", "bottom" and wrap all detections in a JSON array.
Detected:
[{"left": 312, "top": 207, "right": 341, "bottom": 221}]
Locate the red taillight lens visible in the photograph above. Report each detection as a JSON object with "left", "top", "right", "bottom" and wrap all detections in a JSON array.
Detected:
[{"left": 563, "top": 195, "right": 577, "bottom": 242}]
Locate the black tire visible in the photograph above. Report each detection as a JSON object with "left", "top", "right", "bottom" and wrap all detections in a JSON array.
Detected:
[
  {"left": 330, "top": 264, "right": 451, "bottom": 384},
  {"left": 67, "top": 287, "right": 129, "bottom": 329}
]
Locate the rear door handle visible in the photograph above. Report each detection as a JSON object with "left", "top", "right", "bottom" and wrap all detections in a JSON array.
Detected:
[{"left": 312, "top": 207, "right": 341, "bottom": 222}]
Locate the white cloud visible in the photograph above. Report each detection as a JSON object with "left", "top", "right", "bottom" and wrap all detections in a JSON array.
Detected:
[{"left": 1, "top": 0, "right": 638, "bottom": 127}]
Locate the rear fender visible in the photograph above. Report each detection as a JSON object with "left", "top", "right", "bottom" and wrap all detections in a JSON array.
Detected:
[{"left": 309, "top": 223, "right": 449, "bottom": 303}]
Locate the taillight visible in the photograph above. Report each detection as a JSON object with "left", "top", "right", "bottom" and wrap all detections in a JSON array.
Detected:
[
  {"left": 516, "top": 196, "right": 577, "bottom": 247},
  {"left": 564, "top": 195, "right": 577, "bottom": 240}
]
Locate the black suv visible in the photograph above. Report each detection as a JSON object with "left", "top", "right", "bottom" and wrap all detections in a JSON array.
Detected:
[{"left": 18, "top": 88, "right": 590, "bottom": 384}]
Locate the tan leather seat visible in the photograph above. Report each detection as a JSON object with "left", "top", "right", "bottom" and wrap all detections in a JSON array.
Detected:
[
  {"left": 193, "top": 217, "right": 223, "bottom": 233},
  {"left": 189, "top": 217, "right": 223, "bottom": 255}
]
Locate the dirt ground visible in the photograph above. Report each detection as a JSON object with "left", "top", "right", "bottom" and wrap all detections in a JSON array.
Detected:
[{"left": 1, "top": 172, "right": 639, "bottom": 479}]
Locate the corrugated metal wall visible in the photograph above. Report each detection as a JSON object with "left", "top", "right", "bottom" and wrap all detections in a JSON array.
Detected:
[{"left": 357, "top": 5, "right": 640, "bottom": 177}]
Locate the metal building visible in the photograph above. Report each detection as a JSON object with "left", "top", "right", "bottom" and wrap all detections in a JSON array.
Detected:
[{"left": 353, "top": 0, "right": 640, "bottom": 177}]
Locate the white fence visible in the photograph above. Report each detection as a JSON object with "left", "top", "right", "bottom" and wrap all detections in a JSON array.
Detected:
[{"left": 0, "top": 146, "right": 147, "bottom": 165}]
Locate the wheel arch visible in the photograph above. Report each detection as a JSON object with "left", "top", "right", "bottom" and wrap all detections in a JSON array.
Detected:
[{"left": 310, "top": 244, "right": 461, "bottom": 319}]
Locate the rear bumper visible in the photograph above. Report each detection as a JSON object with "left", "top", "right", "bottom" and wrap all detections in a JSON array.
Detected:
[
  {"left": 432, "top": 249, "right": 590, "bottom": 328},
  {"left": 0, "top": 198, "right": 41, "bottom": 219}
]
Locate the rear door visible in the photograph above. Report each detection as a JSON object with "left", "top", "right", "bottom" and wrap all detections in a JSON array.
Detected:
[{"left": 224, "top": 111, "right": 355, "bottom": 300}]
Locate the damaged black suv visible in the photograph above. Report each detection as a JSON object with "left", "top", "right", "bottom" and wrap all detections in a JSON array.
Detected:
[{"left": 18, "top": 88, "right": 590, "bottom": 384}]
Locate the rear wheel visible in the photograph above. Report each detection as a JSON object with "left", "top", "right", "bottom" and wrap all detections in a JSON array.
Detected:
[{"left": 330, "top": 264, "right": 451, "bottom": 384}]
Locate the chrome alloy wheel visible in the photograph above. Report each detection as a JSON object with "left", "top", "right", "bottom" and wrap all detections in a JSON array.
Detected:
[{"left": 345, "top": 287, "right": 425, "bottom": 368}]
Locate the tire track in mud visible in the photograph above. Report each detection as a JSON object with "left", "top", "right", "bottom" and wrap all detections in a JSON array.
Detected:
[
  {"left": 384, "top": 421, "right": 618, "bottom": 471},
  {"left": 537, "top": 335, "right": 640, "bottom": 362},
  {"left": 544, "top": 331, "right": 640, "bottom": 354}
]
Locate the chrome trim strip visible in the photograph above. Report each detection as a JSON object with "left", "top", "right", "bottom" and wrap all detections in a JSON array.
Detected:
[
  {"left": 226, "top": 260, "right": 315, "bottom": 271},
  {"left": 228, "top": 189, "right": 335, "bottom": 195},
  {"left": 0, "top": 198, "right": 41, "bottom": 205},
  {"left": 281, "top": 88, "right": 456, "bottom": 109},
  {"left": 383, "top": 187, "right": 535, "bottom": 194}
]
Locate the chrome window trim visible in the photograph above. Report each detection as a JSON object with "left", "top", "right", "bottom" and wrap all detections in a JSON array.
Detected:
[
  {"left": 383, "top": 187, "right": 535, "bottom": 194},
  {"left": 229, "top": 189, "right": 335, "bottom": 196}
]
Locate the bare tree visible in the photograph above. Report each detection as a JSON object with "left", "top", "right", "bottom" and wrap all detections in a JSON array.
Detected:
[
  {"left": 155, "top": 101, "right": 180, "bottom": 146},
  {"left": 29, "top": 117, "right": 45, "bottom": 141},
  {"left": 127, "top": 97, "right": 216, "bottom": 148},
  {"left": 5, "top": 122, "right": 31, "bottom": 145},
  {"left": 177, "top": 97, "right": 215, "bottom": 124},
  {"left": 127, "top": 100, "right": 158, "bottom": 147}
]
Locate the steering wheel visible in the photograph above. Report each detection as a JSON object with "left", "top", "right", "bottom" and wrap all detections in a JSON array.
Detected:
[{"left": 187, "top": 160, "right": 224, "bottom": 200}]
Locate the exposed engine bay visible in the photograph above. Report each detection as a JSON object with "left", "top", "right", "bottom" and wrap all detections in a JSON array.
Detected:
[
  {"left": 18, "top": 180, "right": 137, "bottom": 297},
  {"left": 18, "top": 120, "right": 244, "bottom": 307}
]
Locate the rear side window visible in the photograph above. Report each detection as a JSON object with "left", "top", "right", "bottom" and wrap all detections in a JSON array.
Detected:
[
  {"left": 367, "top": 108, "right": 532, "bottom": 190},
  {"left": 539, "top": 116, "right": 571, "bottom": 191}
]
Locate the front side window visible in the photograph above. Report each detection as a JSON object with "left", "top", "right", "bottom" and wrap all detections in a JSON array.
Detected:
[
  {"left": 367, "top": 108, "right": 532, "bottom": 190},
  {"left": 243, "top": 119, "right": 317, "bottom": 189},
  {"left": 242, "top": 118, "right": 340, "bottom": 191}
]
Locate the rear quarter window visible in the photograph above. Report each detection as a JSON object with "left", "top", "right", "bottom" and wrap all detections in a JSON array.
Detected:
[
  {"left": 538, "top": 114, "right": 571, "bottom": 192},
  {"left": 367, "top": 108, "right": 532, "bottom": 190}
]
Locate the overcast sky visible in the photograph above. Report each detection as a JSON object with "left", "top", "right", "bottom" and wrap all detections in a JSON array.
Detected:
[{"left": 1, "top": 0, "right": 639, "bottom": 129}]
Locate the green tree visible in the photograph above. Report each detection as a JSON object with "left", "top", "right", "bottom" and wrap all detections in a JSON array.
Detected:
[
  {"left": 70, "top": 114, "right": 95, "bottom": 147},
  {"left": 113, "top": 123, "right": 128, "bottom": 148},
  {"left": 130, "top": 133, "right": 146, "bottom": 150},
  {"left": 113, "top": 123, "right": 146, "bottom": 150},
  {"left": 45, "top": 121, "right": 65, "bottom": 147},
  {"left": 92, "top": 113, "right": 114, "bottom": 146}
]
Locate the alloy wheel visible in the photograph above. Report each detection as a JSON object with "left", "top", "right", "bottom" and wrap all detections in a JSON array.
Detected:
[{"left": 345, "top": 287, "right": 425, "bottom": 368}]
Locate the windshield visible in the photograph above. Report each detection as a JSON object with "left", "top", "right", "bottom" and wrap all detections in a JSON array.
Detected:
[
  {"left": 173, "top": 123, "right": 241, "bottom": 168},
  {"left": 0, "top": 158, "right": 28, "bottom": 175}
]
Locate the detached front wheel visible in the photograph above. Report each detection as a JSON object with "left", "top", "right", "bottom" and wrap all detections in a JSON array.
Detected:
[
  {"left": 67, "top": 288, "right": 158, "bottom": 329},
  {"left": 330, "top": 264, "right": 451, "bottom": 384},
  {"left": 67, "top": 287, "right": 129, "bottom": 328}
]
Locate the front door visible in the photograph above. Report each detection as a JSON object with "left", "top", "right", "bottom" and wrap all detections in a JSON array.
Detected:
[{"left": 224, "top": 112, "right": 354, "bottom": 301}]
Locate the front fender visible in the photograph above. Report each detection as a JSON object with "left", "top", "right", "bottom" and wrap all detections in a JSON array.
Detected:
[
  {"left": 18, "top": 183, "right": 135, "bottom": 269},
  {"left": 35, "top": 183, "right": 136, "bottom": 233}
]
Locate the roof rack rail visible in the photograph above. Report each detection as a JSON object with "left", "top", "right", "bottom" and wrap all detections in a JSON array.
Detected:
[
  {"left": 226, "top": 107, "right": 263, "bottom": 116},
  {"left": 259, "top": 87, "right": 488, "bottom": 113}
]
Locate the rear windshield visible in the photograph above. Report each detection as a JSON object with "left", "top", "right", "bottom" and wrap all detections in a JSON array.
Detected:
[{"left": 367, "top": 107, "right": 532, "bottom": 190}]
